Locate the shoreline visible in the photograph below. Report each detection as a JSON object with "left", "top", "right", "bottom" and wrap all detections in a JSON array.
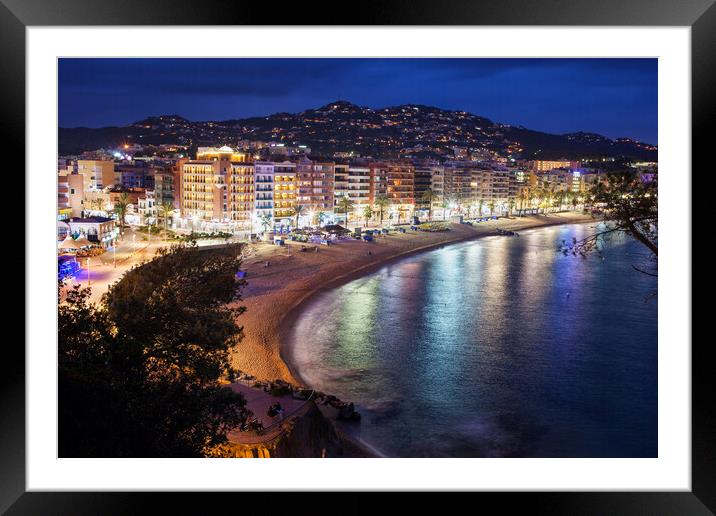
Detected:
[
  {"left": 279, "top": 213, "right": 596, "bottom": 387},
  {"left": 230, "top": 212, "right": 596, "bottom": 386}
]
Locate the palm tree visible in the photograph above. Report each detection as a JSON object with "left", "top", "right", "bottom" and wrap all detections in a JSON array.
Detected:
[
  {"left": 488, "top": 200, "right": 495, "bottom": 217},
  {"left": 532, "top": 187, "right": 544, "bottom": 214},
  {"left": 114, "top": 192, "right": 130, "bottom": 236},
  {"left": 546, "top": 185, "right": 556, "bottom": 213},
  {"left": 159, "top": 201, "right": 174, "bottom": 239},
  {"left": 374, "top": 195, "right": 390, "bottom": 227},
  {"left": 362, "top": 205, "right": 373, "bottom": 227},
  {"left": 83, "top": 196, "right": 96, "bottom": 216},
  {"left": 441, "top": 197, "right": 452, "bottom": 221},
  {"left": 477, "top": 199, "right": 485, "bottom": 218},
  {"left": 555, "top": 190, "right": 565, "bottom": 212},
  {"left": 291, "top": 204, "right": 306, "bottom": 230},
  {"left": 336, "top": 195, "right": 355, "bottom": 226},
  {"left": 520, "top": 188, "right": 531, "bottom": 216},
  {"left": 508, "top": 198, "right": 516, "bottom": 217},
  {"left": 421, "top": 188, "right": 434, "bottom": 221},
  {"left": 95, "top": 197, "right": 106, "bottom": 213}
]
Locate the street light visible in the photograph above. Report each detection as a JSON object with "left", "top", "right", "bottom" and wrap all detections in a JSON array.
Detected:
[{"left": 86, "top": 257, "right": 91, "bottom": 286}]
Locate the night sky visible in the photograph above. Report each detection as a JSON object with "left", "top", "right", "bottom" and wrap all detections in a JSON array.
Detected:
[{"left": 59, "top": 58, "right": 658, "bottom": 144}]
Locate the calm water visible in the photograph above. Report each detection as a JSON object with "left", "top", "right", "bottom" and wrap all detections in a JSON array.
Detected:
[{"left": 287, "top": 224, "right": 657, "bottom": 457}]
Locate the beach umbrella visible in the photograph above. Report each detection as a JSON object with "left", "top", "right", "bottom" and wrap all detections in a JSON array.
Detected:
[
  {"left": 74, "top": 235, "right": 93, "bottom": 248},
  {"left": 58, "top": 234, "right": 80, "bottom": 251}
]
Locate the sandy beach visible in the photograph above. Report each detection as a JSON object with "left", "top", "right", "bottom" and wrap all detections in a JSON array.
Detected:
[{"left": 230, "top": 212, "right": 595, "bottom": 384}]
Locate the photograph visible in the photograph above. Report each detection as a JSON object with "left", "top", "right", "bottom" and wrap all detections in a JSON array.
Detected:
[{"left": 56, "top": 57, "right": 659, "bottom": 459}]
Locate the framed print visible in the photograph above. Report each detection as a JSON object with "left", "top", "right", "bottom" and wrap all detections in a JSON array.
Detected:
[{"left": 5, "top": 0, "right": 711, "bottom": 512}]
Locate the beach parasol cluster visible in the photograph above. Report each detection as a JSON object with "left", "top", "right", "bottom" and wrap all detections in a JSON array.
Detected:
[{"left": 58, "top": 234, "right": 95, "bottom": 251}]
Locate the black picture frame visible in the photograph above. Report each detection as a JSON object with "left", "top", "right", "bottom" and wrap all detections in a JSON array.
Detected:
[{"left": 5, "top": 0, "right": 709, "bottom": 512}]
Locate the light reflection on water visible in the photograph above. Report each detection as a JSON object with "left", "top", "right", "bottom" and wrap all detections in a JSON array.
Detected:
[{"left": 287, "top": 224, "right": 657, "bottom": 457}]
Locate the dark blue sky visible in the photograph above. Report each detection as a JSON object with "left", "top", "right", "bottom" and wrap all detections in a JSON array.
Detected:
[{"left": 59, "top": 58, "right": 658, "bottom": 144}]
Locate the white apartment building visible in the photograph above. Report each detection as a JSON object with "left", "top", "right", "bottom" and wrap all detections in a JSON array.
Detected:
[
  {"left": 137, "top": 190, "right": 157, "bottom": 225},
  {"left": 252, "top": 161, "right": 298, "bottom": 231},
  {"left": 333, "top": 165, "right": 372, "bottom": 223}
]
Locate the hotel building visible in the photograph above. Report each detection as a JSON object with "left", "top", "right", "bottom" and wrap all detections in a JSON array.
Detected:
[
  {"left": 180, "top": 160, "right": 226, "bottom": 222},
  {"left": 368, "top": 163, "right": 388, "bottom": 204},
  {"left": 413, "top": 162, "right": 444, "bottom": 217},
  {"left": 226, "top": 162, "right": 255, "bottom": 231},
  {"left": 430, "top": 166, "right": 445, "bottom": 215},
  {"left": 443, "top": 162, "right": 474, "bottom": 209},
  {"left": 296, "top": 157, "right": 335, "bottom": 217},
  {"left": 386, "top": 162, "right": 415, "bottom": 204},
  {"left": 253, "top": 161, "right": 297, "bottom": 230},
  {"left": 530, "top": 160, "right": 580, "bottom": 172},
  {"left": 477, "top": 169, "right": 510, "bottom": 204},
  {"left": 346, "top": 165, "right": 371, "bottom": 208},
  {"left": 333, "top": 164, "right": 372, "bottom": 224},
  {"left": 178, "top": 146, "right": 254, "bottom": 232},
  {"left": 272, "top": 162, "right": 298, "bottom": 227}
]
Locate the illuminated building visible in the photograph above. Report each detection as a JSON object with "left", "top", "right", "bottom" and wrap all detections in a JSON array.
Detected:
[
  {"left": 530, "top": 170, "right": 580, "bottom": 193},
  {"left": 530, "top": 160, "right": 580, "bottom": 172},
  {"left": 66, "top": 216, "right": 119, "bottom": 248},
  {"left": 368, "top": 163, "right": 388, "bottom": 204},
  {"left": 137, "top": 190, "right": 157, "bottom": 224},
  {"left": 443, "top": 162, "right": 474, "bottom": 208},
  {"left": 196, "top": 146, "right": 249, "bottom": 162},
  {"left": 227, "top": 162, "right": 255, "bottom": 231},
  {"left": 296, "top": 157, "right": 335, "bottom": 215},
  {"left": 272, "top": 162, "right": 298, "bottom": 228},
  {"left": 77, "top": 160, "right": 116, "bottom": 191},
  {"left": 430, "top": 166, "right": 444, "bottom": 213},
  {"left": 333, "top": 164, "right": 371, "bottom": 223},
  {"left": 414, "top": 163, "right": 441, "bottom": 215},
  {"left": 386, "top": 162, "right": 415, "bottom": 222},
  {"left": 179, "top": 147, "right": 254, "bottom": 233},
  {"left": 253, "top": 161, "right": 298, "bottom": 230},
  {"left": 476, "top": 169, "right": 510, "bottom": 204},
  {"left": 386, "top": 162, "right": 414, "bottom": 205},
  {"left": 58, "top": 171, "right": 85, "bottom": 218},
  {"left": 154, "top": 169, "right": 175, "bottom": 207},
  {"left": 180, "top": 160, "right": 227, "bottom": 223},
  {"left": 346, "top": 166, "right": 371, "bottom": 207},
  {"left": 115, "top": 161, "right": 159, "bottom": 190}
]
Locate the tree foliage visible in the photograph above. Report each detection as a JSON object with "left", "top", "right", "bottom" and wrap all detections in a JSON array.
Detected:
[
  {"left": 337, "top": 195, "right": 355, "bottom": 224},
  {"left": 374, "top": 195, "right": 390, "bottom": 226},
  {"left": 562, "top": 170, "right": 657, "bottom": 276},
  {"left": 59, "top": 243, "right": 250, "bottom": 457}
]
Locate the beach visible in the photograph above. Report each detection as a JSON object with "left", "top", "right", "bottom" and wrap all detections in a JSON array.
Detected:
[{"left": 230, "top": 212, "right": 595, "bottom": 384}]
